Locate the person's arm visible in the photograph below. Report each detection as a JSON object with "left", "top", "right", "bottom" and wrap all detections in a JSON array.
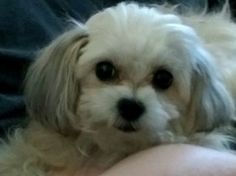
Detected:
[{"left": 100, "top": 144, "right": 236, "bottom": 176}]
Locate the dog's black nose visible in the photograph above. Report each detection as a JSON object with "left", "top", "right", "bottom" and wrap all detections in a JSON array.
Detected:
[{"left": 117, "top": 98, "right": 145, "bottom": 121}]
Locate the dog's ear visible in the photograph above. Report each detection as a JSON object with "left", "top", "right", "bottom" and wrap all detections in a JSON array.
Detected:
[
  {"left": 25, "top": 28, "right": 88, "bottom": 134},
  {"left": 185, "top": 46, "right": 235, "bottom": 134}
]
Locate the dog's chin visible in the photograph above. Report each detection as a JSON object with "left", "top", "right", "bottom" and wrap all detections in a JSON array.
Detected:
[{"left": 92, "top": 126, "right": 155, "bottom": 155}]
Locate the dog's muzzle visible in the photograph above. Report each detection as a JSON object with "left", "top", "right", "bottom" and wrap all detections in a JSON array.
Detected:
[{"left": 116, "top": 98, "right": 145, "bottom": 132}]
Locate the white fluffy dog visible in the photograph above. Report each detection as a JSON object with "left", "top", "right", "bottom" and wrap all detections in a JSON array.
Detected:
[{"left": 0, "top": 2, "right": 236, "bottom": 176}]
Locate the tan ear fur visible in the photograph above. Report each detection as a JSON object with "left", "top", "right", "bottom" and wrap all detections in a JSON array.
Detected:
[
  {"left": 185, "top": 47, "right": 235, "bottom": 134},
  {"left": 24, "top": 27, "right": 88, "bottom": 134}
]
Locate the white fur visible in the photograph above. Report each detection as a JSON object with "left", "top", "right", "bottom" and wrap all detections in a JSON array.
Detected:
[{"left": 0, "top": 2, "right": 236, "bottom": 176}]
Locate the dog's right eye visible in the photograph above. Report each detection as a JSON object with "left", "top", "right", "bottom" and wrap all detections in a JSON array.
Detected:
[
  {"left": 95, "top": 61, "right": 117, "bottom": 81},
  {"left": 152, "top": 69, "right": 173, "bottom": 90}
]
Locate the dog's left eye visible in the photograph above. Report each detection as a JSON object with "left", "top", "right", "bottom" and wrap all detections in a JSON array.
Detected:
[
  {"left": 152, "top": 69, "right": 173, "bottom": 90},
  {"left": 96, "top": 61, "right": 117, "bottom": 81}
]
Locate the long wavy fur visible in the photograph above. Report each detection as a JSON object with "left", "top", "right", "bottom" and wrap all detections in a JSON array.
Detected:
[{"left": 0, "top": 2, "right": 235, "bottom": 175}]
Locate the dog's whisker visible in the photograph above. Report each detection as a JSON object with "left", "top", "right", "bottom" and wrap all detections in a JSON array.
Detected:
[
  {"left": 114, "top": 118, "right": 123, "bottom": 126},
  {"left": 79, "top": 126, "right": 97, "bottom": 134},
  {"left": 76, "top": 146, "right": 89, "bottom": 157},
  {"left": 131, "top": 122, "right": 139, "bottom": 130},
  {"left": 107, "top": 116, "right": 117, "bottom": 128}
]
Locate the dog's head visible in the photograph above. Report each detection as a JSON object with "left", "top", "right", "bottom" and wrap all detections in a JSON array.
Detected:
[{"left": 25, "top": 3, "right": 234, "bottom": 152}]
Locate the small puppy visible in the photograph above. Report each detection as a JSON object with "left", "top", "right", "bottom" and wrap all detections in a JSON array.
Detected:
[{"left": 0, "top": 2, "right": 236, "bottom": 176}]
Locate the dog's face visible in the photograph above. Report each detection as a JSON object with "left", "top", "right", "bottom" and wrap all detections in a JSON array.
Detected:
[
  {"left": 25, "top": 3, "right": 234, "bottom": 152},
  {"left": 76, "top": 5, "right": 192, "bottom": 149}
]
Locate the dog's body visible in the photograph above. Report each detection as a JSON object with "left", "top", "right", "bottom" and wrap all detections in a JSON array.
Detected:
[{"left": 1, "top": 2, "right": 236, "bottom": 176}]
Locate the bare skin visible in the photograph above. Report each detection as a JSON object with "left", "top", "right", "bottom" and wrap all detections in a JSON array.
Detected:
[
  {"left": 50, "top": 144, "right": 236, "bottom": 176},
  {"left": 100, "top": 144, "right": 236, "bottom": 176}
]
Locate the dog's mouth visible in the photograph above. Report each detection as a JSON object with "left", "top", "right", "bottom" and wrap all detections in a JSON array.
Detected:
[{"left": 114, "top": 123, "right": 139, "bottom": 133}]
